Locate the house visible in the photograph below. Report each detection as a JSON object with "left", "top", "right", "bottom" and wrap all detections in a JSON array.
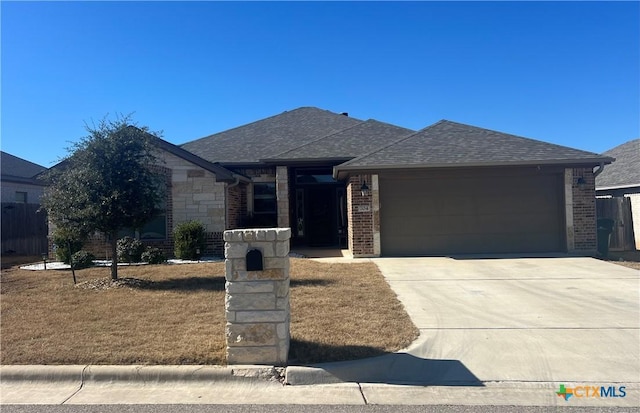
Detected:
[
  {"left": 595, "top": 139, "right": 640, "bottom": 250},
  {"left": 1, "top": 151, "right": 48, "bottom": 255},
  {"left": 58, "top": 107, "right": 613, "bottom": 259},
  {"left": 180, "top": 107, "right": 613, "bottom": 257},
  {"left": 75, "top": 134, "right": 251, "bottom": 257}
]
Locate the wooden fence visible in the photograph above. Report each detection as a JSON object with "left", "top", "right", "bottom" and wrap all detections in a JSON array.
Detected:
[
  {"left": 596, "top": 197, "right": 635, "bottom": 251},
  {"left": 1, "top": 203, "right": 48, "bottom": 256}
]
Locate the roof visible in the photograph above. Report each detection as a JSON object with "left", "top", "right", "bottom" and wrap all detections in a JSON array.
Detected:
[
  {"left": 1, "top": 151, "right": 47, "bottom": 178},
  {"left": 335, "top": 120, "right": 613, "bottom": 176},
  {"left": 596, "top": 139, "right": 640, "bottom": 190},
  {"left": 265, "top": 119, "right": 414, "bottom": 162},
  {"left": 180, "top": 107, "right": 362, "bottom": 164},
  {"left": 45, "top": 128, "right": 245, "bottom": 184},
  {"left": 1, "top": 151, "right": 47, "bottom": 185},
  {"left": 151, "top": 133, "right": 245, "bottom": 183}
]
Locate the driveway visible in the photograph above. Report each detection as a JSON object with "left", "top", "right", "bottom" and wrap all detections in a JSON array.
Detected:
[{"left": 373, "top": 256, "right": 639, "bottom": 385}]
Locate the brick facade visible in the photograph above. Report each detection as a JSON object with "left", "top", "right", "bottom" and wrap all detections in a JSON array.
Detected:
[
  {"left": 347, "top": 174, "right": 376, "bottom": 257},
  {"left": 226, "top": 183, "right": 247, "bottom": 230},
  {"left": 571, "top": 167, "right": 597, "bottom": 252}
]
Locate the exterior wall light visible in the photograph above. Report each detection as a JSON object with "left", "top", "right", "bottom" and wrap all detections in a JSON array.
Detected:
[{"left": 360, "top": 180, "right": 370, "bottom": 197}]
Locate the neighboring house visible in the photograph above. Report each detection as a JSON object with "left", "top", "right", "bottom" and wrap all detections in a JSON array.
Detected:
[
  {"left": 1, "top": 151, "right": 48, "bottom": 255},
  {"left": 595, "top": 139, "right": 640, "bottom": 250},
  {"left": 181, "top": 107, "right": 613, "bottom": 257}
]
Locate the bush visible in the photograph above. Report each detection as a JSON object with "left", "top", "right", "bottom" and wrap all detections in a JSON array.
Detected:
[
  {"left": 71, "top": 250, "right": 95, "bottom": 269},
  {"left": 141, "top": 247, "right": 166, "bottom": 264},
  {"left": 173, "top": 221, "right": 206, "bottom": 260},
  {"left": 117, "top": 236, "right": 145, "bottom": 263},
  {"left": 51, "top": 228, "right": 84, "bottom": 264}
]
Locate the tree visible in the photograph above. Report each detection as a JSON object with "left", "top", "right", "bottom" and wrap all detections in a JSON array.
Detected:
[{"left": 41, "top": 115, "right": 165, "bottom": 280}]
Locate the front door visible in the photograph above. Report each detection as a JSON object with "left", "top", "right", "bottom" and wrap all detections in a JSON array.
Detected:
[{"left": 306, "top": 186, "right": 336, "bottom": 246}]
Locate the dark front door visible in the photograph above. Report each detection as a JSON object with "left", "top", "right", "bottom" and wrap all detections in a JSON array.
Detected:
[{"left": 306, "top": 186, "right": 336, "bottom": 246}]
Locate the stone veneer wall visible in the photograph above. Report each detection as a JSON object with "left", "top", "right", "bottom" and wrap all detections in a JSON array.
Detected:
[
  {"left": 276, "top": 166, "right": 290, "bottom": 228},
  {"left": 158, "top": 150, "right": 227, "bottom": 257},
  {"left": 224, "top": 228, "right": 291, "bottom": 365},
  {"left": 52, "top": 150, "right": 230, "bottom": 259}
]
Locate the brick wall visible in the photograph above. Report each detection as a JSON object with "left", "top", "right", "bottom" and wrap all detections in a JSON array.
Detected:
[
  {"left": 226, "top": 183, "right": 247, "bottom": 230},
  {"left": 347, "top": 174, "right": 375, "bottom": 257},
  {"left": 572, "top": 167, "right": 597, "bottom": 252}
]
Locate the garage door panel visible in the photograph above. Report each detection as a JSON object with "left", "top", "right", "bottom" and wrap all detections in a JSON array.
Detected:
[{"left": 380, "top": 169, "right": 564, "bottom": 255}]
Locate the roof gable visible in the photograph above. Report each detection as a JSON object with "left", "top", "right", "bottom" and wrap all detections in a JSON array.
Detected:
[
  {"left": 265, "top": 119, "right": 415, "bottom": 162},
  {"left": 1, "top": 151, "right": 47, "bottom": 179},
  {"left": 596, "top": 139, "right": 640, "bottom": 189},
  {"left": 336, "top": 120, "right": 613, "bottom": 174},
  {"left": 180, "top": 107, "right": 362, "bottom": 164},
  {"left": 45, "top": 127, "right": 242, "bottom": 184}
]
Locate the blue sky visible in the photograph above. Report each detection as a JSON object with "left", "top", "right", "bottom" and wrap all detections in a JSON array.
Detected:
[{"left": 2, "top": 1, "right": 639, "bottom": 167}]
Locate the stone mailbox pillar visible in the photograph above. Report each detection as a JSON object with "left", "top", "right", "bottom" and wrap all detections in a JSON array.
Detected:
[{"left": 224, "top": 228, "right": 291, "bottom": 365}]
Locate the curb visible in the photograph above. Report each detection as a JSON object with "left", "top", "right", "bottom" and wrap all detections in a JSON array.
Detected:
[
  {"left": 285, "top": 366, "right": 344, "bottom": 385},
  {"left": 1, "top": 365, "right": 283, "bottom": 385}
]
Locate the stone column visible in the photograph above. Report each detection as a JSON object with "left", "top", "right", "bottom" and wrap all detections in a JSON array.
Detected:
[
  {"left": 276, "top": 166, "right": 290, "bottom": 228},
  {"left": 224, "top": 228, "right": 291, "bottom": 365}
]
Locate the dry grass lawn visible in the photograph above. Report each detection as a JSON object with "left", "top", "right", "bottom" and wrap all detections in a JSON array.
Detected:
[{"left": 0, "top": 258, "right": 418, "bottom": 365}]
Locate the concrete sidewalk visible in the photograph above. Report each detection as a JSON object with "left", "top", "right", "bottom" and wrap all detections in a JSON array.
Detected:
[{"left": 2, "top": 364, "right": 639, "bottom": 407}]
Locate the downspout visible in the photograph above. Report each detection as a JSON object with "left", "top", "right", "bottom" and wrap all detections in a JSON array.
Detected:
[{"left": 225, "top": 175, "right": 241, "bottom": 230}]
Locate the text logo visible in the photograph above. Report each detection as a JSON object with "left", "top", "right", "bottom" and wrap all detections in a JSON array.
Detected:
[{"left": 556, "top": 384, "right": 627, "bottom": 401}]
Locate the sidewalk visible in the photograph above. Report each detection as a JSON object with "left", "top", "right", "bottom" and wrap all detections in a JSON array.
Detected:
[{"left": 2, "top": 364, "right": 638, "bottom": 407}]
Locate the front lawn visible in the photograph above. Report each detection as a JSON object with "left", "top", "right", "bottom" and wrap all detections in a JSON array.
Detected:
[{"left": 0, "top": 259, "right": 418, "bottom": 365}]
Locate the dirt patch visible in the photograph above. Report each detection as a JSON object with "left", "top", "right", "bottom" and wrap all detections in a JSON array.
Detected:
[{"left": 601, "top": 250, "right": 640, "bottom": 271}]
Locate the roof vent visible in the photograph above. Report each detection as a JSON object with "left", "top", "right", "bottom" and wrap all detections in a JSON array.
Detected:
[{"left": 340, "top": 112, "right": 349, "bottom": 117}]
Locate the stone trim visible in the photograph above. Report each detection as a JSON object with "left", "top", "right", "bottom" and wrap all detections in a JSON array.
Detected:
[{"left": 276, "top": 166, "right": 290, "bottom": 228}]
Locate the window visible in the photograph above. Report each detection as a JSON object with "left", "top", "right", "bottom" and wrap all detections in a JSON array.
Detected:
[
  {"left": 15, "top": 191, "right": 27, "bottom": 203},
  {"left": 118, "top": 213, "right": 167, "bottom": 240},
  {"left": 253, "top": 183, "right": 276, "bottom": 214},
  {"left": 252, "top": 182, "right": 277, "bottom": 227}
]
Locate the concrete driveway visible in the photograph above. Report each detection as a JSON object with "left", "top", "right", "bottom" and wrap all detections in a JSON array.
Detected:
[{"left": 373, "top": 256, "right": 639, "bottom": 385}]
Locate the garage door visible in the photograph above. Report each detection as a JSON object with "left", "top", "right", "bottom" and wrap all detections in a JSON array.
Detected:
[{"left": 379, "top": 169, "right": 564, "bottom": 256}]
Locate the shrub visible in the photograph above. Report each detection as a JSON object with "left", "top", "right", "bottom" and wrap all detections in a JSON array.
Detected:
[
  {"left": 117, "top": 236, "right": 145, "bottom": 263},
  {"left": 71, "top": 250, "right": 95, "bottom": 269},
  {"left": 141, "top": 247, "right": 166, "bottom": 265},
  {"left": 173, "top": 221, "right": 206, "bottom": 260},
  {"left": 51, "top": 228, "right": 84, "bottom": 264}
]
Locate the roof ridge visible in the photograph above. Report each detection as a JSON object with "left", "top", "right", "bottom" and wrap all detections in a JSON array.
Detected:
[
  {"left": 268, "top": 119, "right": 371, "bottom": 159},
  {"left": 337, "top": 119, "right": 446, "bottom": 168},
  {"left": 180, "top": 107, "right": 352, "bottom": 147}
]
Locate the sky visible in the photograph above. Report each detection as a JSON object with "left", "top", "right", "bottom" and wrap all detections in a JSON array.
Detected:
[{"left": 1, "top": 1, "right": 639, "bottom": 168}]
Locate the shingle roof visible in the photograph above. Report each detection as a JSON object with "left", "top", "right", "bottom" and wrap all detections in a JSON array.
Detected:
[
  {"left": 336, "top": 120, "right": 613, "bottom": 175},
  {"left": 150, "top": 132, "right": 243, "bottom": 183},
  {"left": 596, "top": 139, "right": 640, "bottom": 189},
  {"left": 265, "top": 119, "right": 414, "bottom": 162},
  {"left": 180, "top": 107, "right": 362, "bottom": 164},
  {"left": 1, "top": 151, "right": 47, "bottom": 184}
]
